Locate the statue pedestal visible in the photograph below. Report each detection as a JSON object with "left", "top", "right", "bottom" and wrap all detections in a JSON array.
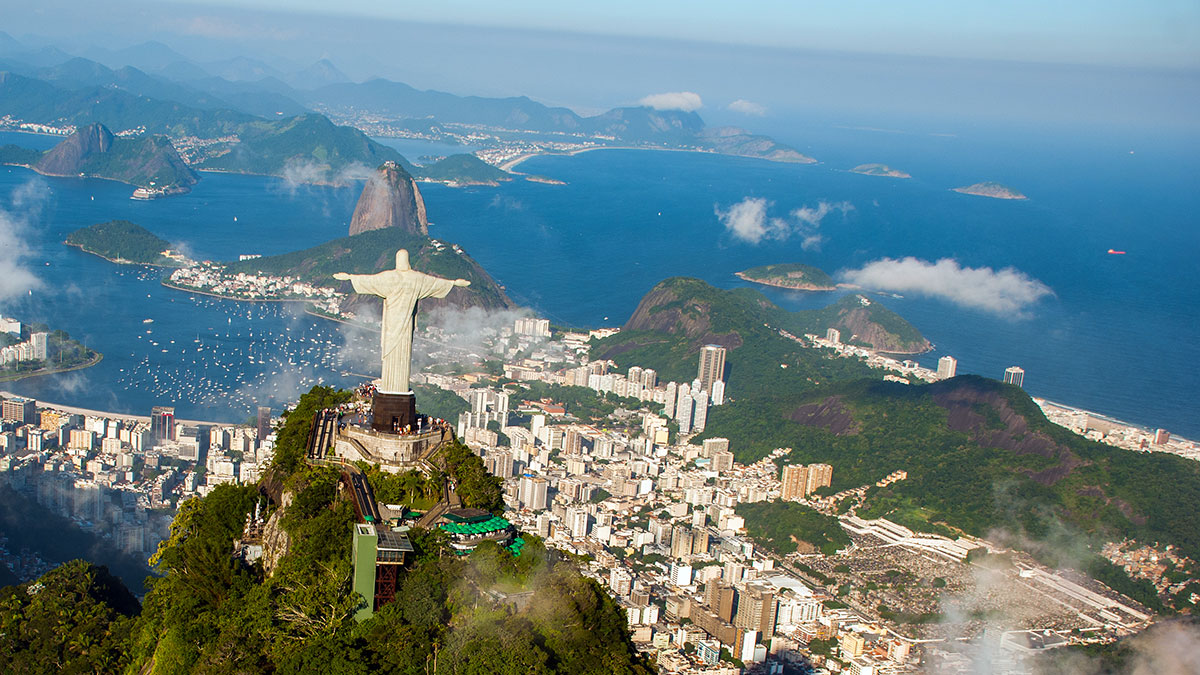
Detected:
[{"left": 372, "top": 392, "right": 417, "bottom": 434}]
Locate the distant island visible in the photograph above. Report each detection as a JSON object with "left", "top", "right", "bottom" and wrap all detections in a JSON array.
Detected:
[
  {"left": 0, "top": 324, "right": 101, "bottom": 383},
  {"left": 850, "top": 163, "right": 911, "bottom": 178},
  {"left": 736, "top": 263, "right": 837, "bottom": 291},
  {"left": 953, "top": 181, "right": 1027, "bottom": 200},
  {"left": 65, "top": 220, "right": 183, "bottom": 266}
]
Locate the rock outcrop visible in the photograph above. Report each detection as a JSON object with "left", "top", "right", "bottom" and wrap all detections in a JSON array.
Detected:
[
  {"left": 349, "top": 161, "right": 428, "bottom": 236},
  {"left": 260, "top": 490, "right": 293, "bottom": 577},
  {"left": 34, "top": 122, "right": 198, "bottom": 189},
  {"left": 36, "top": 122, "right": 114, "bottom": 175}
]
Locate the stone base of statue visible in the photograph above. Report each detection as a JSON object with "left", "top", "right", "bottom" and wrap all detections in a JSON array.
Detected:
[{"left": 372, "top": 392, "right": 417, "bottom": 434}]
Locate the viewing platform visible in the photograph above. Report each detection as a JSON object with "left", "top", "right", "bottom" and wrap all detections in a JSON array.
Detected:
[{"left": 334, "top": 420, "right": 451, "bottom": 473}]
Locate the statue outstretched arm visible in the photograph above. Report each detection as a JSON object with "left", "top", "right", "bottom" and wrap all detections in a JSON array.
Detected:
[{"left": 333, "top": 271, "right": 394, "bottom": 297}]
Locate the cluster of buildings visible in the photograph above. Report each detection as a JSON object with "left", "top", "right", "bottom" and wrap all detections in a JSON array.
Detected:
[
  {"left": 412, "top": 320, "right": 937, "bottom": 673},
  {"left": 0, "top": 317, "right": 48, "bottom": 368},
  {"left": 167, "top": 264, "right": 343, "bottom": 315},
  {"left": 0, "top": 394, "right": 277, "bottom": 573},
  {"left": 1035, "top": 398, "right": 1199, "bottom": 462},
  {"left": 0, "top": 116, "right": 75, "bottom": 136}
]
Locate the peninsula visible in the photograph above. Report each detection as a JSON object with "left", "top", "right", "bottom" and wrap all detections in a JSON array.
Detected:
[
  {"left": 22, "top": 123, "right": 197, "bottom": 195},
  {"left": 0, "top": 325, "right": 101, "bottom": 383},
  {"left": 65, "top": 220, "right": 183, "bottom": 266},
  {"left": 850, "top": 163, "right": 911, "bottom": 178},
  {"left": 736, "top": 263, "right": 837, "bottom": 291},
  {"left": 952, "top": 181, "right": 1027, "bottom": 200}
]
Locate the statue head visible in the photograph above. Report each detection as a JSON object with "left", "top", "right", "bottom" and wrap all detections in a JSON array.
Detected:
[{"left": 395, "top": 249, "right": 411, "bottom": 271}]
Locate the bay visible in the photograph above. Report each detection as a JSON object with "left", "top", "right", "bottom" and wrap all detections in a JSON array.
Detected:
[{"left": 0, "top": 127, "right": 1196, "bottom": 439}]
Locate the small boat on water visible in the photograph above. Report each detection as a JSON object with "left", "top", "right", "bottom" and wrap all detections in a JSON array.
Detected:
[
  {"left": 1107, "top": 249, "right": 1126, "bottom": 255},
  {"left": 143, "top": 318, "right": 154, "bottom": 323}
]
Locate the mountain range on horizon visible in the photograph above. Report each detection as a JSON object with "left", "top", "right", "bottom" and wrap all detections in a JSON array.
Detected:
[{"left": 0, "top": 32, "right": 812, "bottom": 175}]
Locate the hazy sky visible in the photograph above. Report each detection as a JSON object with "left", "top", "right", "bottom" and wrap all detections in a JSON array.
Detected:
[
  {"left": 2, "top": 1, "right": 1197, "bottom": 133},
  {"left": 147, "top": 0, "right": 1200, "bottom": 68}
]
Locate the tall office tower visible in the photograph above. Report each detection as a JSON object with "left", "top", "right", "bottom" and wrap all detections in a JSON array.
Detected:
[
  {"left": 256, "top": 406, "right": 272, "bottom": 440},
  {"left": 692, "top": 390, "right": 709, "bottom": 432},
  {"left": 30, "top": 332, "right": 48, "bottom": 360},
  {"left": 151, "top": 406, "right": 175, "bottom": 443},
  {"left": 710, "top": 379, "right": 726, "bottom": 405},
  {"left": 663, "top": 382, "right": 678, "bottom": 418},
  {"left": 826, "top": 328, "right": 841, "bottom": 344},
  {"left": 780, "top": 464, "right": 809, "bottom": 500},
  {"left": 937, "top": 356, "right": 958, "bottom": 379},
  {"left": 1003, "top": 366, "right": 1025, "bottom": 388},
  {"left": 697, "top": 344, "right": 727, "bottom": 395},
  {"left": 676, "top": 393, "right": 694, "bottom": 435},
  {"left": 805, "top": 463, "right": 833, "bottom": 494}
]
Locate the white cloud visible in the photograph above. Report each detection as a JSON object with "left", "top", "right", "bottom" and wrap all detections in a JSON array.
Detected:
[
  {"left": 728, "top": 99, "right": 766, "bottom": 116},
  {"left": 715, "top": 197, "right": 852, "bottom": 247},
  {"left": 638, "top": 91, "right": 703, "bottom": 112},
  {"left": 840, "top": 257, "right": 1053, "bottom": 316},
  {"left": 0, "top": 180, "right": 47, "bottom": 306}
]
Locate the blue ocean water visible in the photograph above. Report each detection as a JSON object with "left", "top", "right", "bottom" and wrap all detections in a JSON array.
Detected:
[{"left": 0, "top": 127, "right": 1196, "bottom": 437}]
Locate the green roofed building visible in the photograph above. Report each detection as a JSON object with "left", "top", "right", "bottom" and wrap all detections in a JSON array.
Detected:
[{"left": 437, "top": 507, "right": 517, "bottom": 556}]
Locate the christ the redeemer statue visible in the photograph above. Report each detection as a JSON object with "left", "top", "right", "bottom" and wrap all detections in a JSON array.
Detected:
[{"left": 334, "top": 249, "right": 469, "bottom": 394}]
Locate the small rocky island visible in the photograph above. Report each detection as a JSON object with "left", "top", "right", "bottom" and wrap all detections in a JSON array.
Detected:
[
  {"left": 850, "top": 163, "right": 910, "bottom": 178},
  {"left": 65, "top": 220, "right": 183, "bottom": 266},
  {"left": 953, "top": 181, "right": 1027, "bottom": 200},
  {"left": 736, "top": 263, "right": 837, "bottom": 291}
]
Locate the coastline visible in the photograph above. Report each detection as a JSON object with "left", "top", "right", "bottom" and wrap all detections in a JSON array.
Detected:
[
  {"left": 64, "top": 241, "right": 177, "bottom": 268},
  {"left": 499, "top": 144, "right": 804, "bottom": 172},
  {"left": 0, "top": 351, "right": 104, "bottom": 383},
  {"left": 734, "top": 270, "right": 836, "bottom": 292},
  {"left": 161, "top": 280, "right": 318, "bottom": 304}
]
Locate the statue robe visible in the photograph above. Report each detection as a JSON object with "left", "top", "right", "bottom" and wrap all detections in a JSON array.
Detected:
[{"left": 344, "top": 268, "right": 457, "bottom": 393}]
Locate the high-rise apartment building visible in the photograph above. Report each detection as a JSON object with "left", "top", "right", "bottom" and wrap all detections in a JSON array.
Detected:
[
  {"left": 826, "top": 328, "right": 841, "bottom": 344},
  {"left": 806, "top": 463, "right": 833, "bottom": 494},
  {"left": 671, "top": 525, "right": 694, "bottom": 559},
  {"left": 30, "top": 332, "right": 48, "bottom": 361},
  {"left": 710, "top": 379, "right": 726, "bottom": 405},
  {"left": 692, "top": 390, "right": 709, "bottom": 432},
  {"left": 734, "top": 583, "right": 776, "bottom": 636},
  {"left": 782, "top": 463, "right": 833, "bottom": 499},
  {"left": 676, "top": 393, "right": 694, "bottom": 435},
  {"left": 1003, "top": 366, "right": 1025, "bottom": 388},
  {"left": 518, "top": 475, "right": 548, "bottom": 510},
  {"left": 697, "top": 344, "right": 727, "bottom": 395},
  {"left": 2, "top": 396, "right": 36, "bottom": 424},
  {"left": 780, "top": 464, "right": 809, "bottom": 501},
  {"left": 937, "top": 355, "right": 957, "bottom": 379}
]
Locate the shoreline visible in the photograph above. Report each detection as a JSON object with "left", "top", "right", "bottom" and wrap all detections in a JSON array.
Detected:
[
  {"left": 64, "top": 242, "right": 177, "bottom": 268},
  {"left": 499, "top": 144, "right": 789, "bottom": 172},
  {"left": 0, "top": 386, "right": 231, "bottom": 427},
  {"left": 161, "top": 280, "right": 318, "bottom": 305},
  {"left": 0, "top": 351, "right": 104, "bottom": 383}
]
